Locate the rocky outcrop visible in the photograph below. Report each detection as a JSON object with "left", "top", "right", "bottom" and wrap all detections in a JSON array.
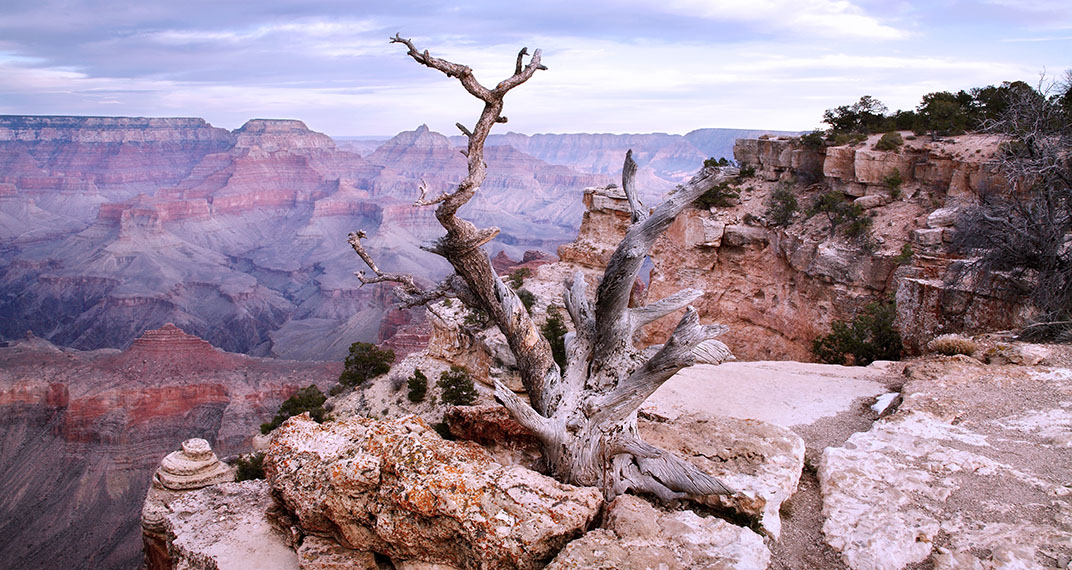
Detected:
[
  {"left": 0, "top": 330, "right": 339, "bottom": 570},
  {"left": 638, "top": 133, "right": 1026, "bottom": 360},
  {"left": 556, "top": 184, "right": 633, "bottom": 269},
  {"left": 265, "top": 414, "right": 603, "bottom": 569},
  {"left": 819, "top": 354, "right": 1072, "bottom": 570},
  {"left": 546, "top": 495, "right": 771, "bottom": 570}
]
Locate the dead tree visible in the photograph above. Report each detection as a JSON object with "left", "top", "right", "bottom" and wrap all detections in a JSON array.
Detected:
[{"left": 350, "top": 36, "right": 741, "bottom": 505}]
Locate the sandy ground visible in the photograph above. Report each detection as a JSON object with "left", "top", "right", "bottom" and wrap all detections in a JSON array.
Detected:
[{"left": 646, "top": 360, "right": 906, "bottom": 570}]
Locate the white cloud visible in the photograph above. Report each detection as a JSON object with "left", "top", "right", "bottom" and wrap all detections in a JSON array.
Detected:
[{"left": 635, "top": 0, "right": 904, "bottom": 39}]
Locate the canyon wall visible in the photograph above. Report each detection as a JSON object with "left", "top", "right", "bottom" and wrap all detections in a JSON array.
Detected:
[
  {"left": 0, "top": 326, "right": 341, "bottom": 569},
  {"left": 632, "top": 133, "right": 1025, "bottom": 359},
  {"left": 0, "top": 118, "right": 608, "bottom": 360}
]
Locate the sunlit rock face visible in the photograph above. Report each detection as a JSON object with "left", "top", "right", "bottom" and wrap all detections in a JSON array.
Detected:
[
  {"left": 640, "top": 132, "right": 1022, "bottom": 360},
  {"left": 0, "top": 327, "right": 339, "bottom": 570}
]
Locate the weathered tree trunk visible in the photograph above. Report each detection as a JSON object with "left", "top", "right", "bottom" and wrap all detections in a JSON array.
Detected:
[{"left": 350, "top": 36, "right": 742, "bottom": 508}]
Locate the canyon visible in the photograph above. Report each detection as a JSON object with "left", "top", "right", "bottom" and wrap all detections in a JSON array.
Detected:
[{"left": 0, "top": 325, "right": 341, "bottom": 569}]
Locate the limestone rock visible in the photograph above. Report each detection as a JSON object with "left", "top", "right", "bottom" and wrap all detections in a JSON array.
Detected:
[
  {"left": 297, "top": 536, "right": 378, "bottom": 570},
  {"left": 639, "top": 412, "right": 805, "bottom": 538},
  {"left": 546, "top": 495, "right": 771, "bottom": 570},
  {"left": 265, "top": 414, "right": 603, "bottom": 570},
  {"left": 162, "top": 481, "right": 299, "bottom": 570},
  {"left": 926, "top": 207, "right": 959, "bottom": 228},
  {"left": 723, "top": 224, "right": 769, "bottom": 247},
  {"left": 155, "top": 438, "right": 235, "bottom": 491},
  {"left": 854, "top": 194, "right": 889, "bottom": 210},
  {"left": 819, "top": 358, "right": 1072, "bottom": 570},
  {"left": 912, "top": 228, "right": 945, "bottom": 247}
]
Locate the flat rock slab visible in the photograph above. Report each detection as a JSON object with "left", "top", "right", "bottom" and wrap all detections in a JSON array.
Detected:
[
  {"left": 644, "top": 361, "right": 891, "bottom": 428},
  {"left": 819, "top": 357, "right": 1072, "bottom": 570},
  {"left": 164, "top": 480, "right": 298, "bottom": 570}
]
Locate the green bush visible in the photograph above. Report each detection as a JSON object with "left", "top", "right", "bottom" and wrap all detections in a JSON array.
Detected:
[
  {"left": 738, "top": 163, "right": 757, "bottom": 178},
  {"left": 874, "top": 131, "right": 904, "bottom": 151},
  {"left": 438, "top": 366, "right": 477, "bottom": 406},
  {"left": 517, "top": 288, "right": 536, "bottom": 313},
  {"left": 261, "top": 385, "right": 328, "bottom": 434},
  {"left": 695, "top": 181, "right": 739, "bottom": 209},
  {"left": 765, "top": 182, "right": 799, "bottom": 227},
  {"left": 234, "top": 452, "right": 265, "bottom": 481},
  {"left": 812, "top": 298, "right": 902, "bottom": 366},
  {"left": 338, "top": 342, "right": 395, "bottom": 387},
  {"left": 463, "top": 308, "right": 491, "bottom": 329},
  {"left": 704, "top": 157, "right": 731, "bottom": 169},
  {"left": 508, "top": 267, "right": 531, "bottom": 288},
  {"left": 541, "top": 306, "right": 568, "bottom": 370},
  {"left": 883, "top": 170, "right": 904, "bottom": 198},
  {"left": 798, "top": 130, "right": 826, "bottom": 150},
  {"left": 808, "top": 190, "right": 869, "bottom": 239},
  {"left": 894, "top": 243, "right": 914, "bottom": 264},
  {"left": 407, "top": 368, "right": 428, "bottom": 402}
]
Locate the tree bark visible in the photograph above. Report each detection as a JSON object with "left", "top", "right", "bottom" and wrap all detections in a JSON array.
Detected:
[{"left": 353, "top": 36, "right": 745, "bottom": 513}]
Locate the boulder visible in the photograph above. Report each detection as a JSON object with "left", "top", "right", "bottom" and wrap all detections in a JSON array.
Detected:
[
  {"left": 546, "top": 495, "right": 770, "bottom": 570},
  {"left": 265, "top": 414, "right": 602, "bottom": 570},
  {"left": 926, "top": 207, "right": 959, "bottom": 228},
  {"left": 912, "top": 228, "right": 945, "bottom": 247},
  {"left": 854, "top": 194, "right": 889, "bottom": 210}
]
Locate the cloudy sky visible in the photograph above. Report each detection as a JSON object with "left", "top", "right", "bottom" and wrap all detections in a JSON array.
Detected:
[{"left": 0, "top": 1, "right": 1068, "bottom": 136}]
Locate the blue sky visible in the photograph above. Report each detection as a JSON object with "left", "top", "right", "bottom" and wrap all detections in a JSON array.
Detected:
[{"left": 0, "top": 1, "right": 1068, "bottom": 136}]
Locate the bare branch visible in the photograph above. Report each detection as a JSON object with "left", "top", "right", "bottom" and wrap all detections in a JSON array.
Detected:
[
  {"left": 622, "top": 150, "right": 646, "bottom": 224},
  {"left": 455, "top": 123, "right": 472, "bottom": 137},
  {"left": 591, "top": 167, "right": 733, "bottom": 373},
  {"left": 414, "top": 180, "right": 450, "bottom": 207},
  {"left": 629, "top": 288, "right": 704, "bottom": 329},
  {"left": 591, "top": 307, "right": 731, "bottom": 425},
  {"left": 390, "top": 34, "right": 493, "bottom": 102},
  {"left": 494, "top": 379, "right": 555, "bottom": 441},
  {"left": 611, "top": 437, "right": 736, "bottom": 496}
]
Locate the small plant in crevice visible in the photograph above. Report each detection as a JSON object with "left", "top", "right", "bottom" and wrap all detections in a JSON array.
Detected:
[
  {"left": 883, "top": 170, "right": 904, "bottom": 199},
  {"left": 812, "top": 298, "right": 902, "bottom": 366},
  {"left": 508, "top": 267, "right": 531, "bottom": 288},
  {"left": 765, "top": 182, "right": 799, "bottom": 227},
  {"left": 463, "top": 308, "right": 491, "bottom": 330},
  {"left": 894, "top": 243, "right": 914, "bottom": 265},
  {"left": 738, "top": 163, "right": 757, "bottom": 178},
  {"left": 541, "top": 306, "right": 568, "bottom": 370},
  {"left": 261, "top": 385, "right": 328, "bottom": 434},
  {"left": 517, "top": 288, "right": 536, "bottom": 314},
  {"left": 407, "top": 368, "right": 428, "bottom": 403},
  {"left": 438, "top": 365, "right": 478, "bottom": 406},
  {"left": 339, "top": 342, "right": 395, "bottom": 387},
  {"left": 234, "top": 452, "right": 266, "bottom": 481}
]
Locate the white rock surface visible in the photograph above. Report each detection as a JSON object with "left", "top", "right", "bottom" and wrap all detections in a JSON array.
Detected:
[
  {"left": 545, "top": 495, "right": 771, "bottom": 570},
  {"left": 819, "top": 358, "right": 1072, "bottom": 570}
]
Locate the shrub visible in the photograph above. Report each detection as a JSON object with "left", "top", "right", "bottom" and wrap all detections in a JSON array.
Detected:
[
  {"left": 883, "top": 170, "right": 904, "bottom": 198},
  {"left": 261, "top": 385, "right": 328, "bottom": 434},
  {"left": 765, "top": 182, "right": 799, "bottom": 227},
  {"left": 874, "top": 131, "right": 904, "bottom": 151},
  {"left": 463, "top": 308, "right": 491, "bottom": 329},
  {"left": 234, "top": 452, "right": 266, "bottom": 481},
  {"left": 894, "top": 243, "right": 914, "bottom": 265},
  {"left": 338, "top": 342, "right": 395, "bottom": 387},
  {"left": 695, "top": 181, "right": 739, "bottom": 209},
  {"left": 438, "top": 366, "right": 477, "bottom": 406},
  {"left": 508, "top": 267, "right": 531, "bottom": 288},
  {"left": 738, "top": 163, "right": 757, "bottom": 178},
  {"left": 541, "top": 306, "right": 568, "bottom": 369},
  {"left": 927, "top": 334, "right": 978, "bottom": 356},
  {"left": 704, "top": 157, "right": 731, "bottom": 168},
  {"left": 407, "top": 368, "right": 428, "bottom": 402},
  {"left": 798, "top": 130, "right": 826, "bottom": 150},
  {"left": 809, "top": 190, "right": 870, "bottom": 239},
  {"left": 517, "top": 288, "right": 536, "bottom": 313},
  {"left": 812, "top": 298, "right": 902, "bottom": 366}
]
